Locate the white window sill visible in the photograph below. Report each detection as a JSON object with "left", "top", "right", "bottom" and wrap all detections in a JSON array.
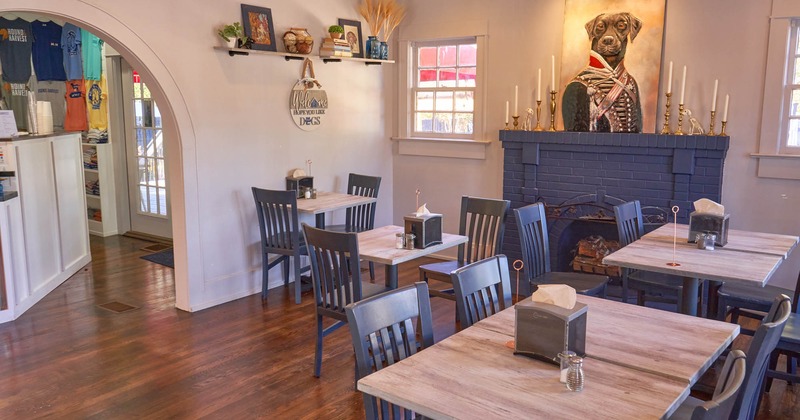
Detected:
[
  {"left": 751, "top": 153, "right": 800, "bottom": 180},
  {"left": 392, "top": 137, "right": 491, "bottom": 160}
]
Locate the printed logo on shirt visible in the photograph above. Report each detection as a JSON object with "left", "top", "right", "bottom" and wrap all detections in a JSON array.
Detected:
[
  {"left": 4, "top": 82, "right": 27, "bottom": 97},
  {"left": 1, "top": 28, "right": 28, "bottom": 42},
  {"left": 65, "top": 30, "right": 79, "bottom": 55},
  {"left": 69, "top": 82, "right": 82, "bottom": 98},
  {"left": 88, "top": 83, "right": 102, "bottom": 110}
]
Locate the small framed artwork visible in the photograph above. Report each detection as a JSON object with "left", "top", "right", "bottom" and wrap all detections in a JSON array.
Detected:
[
  {"left": 241, "top": 4, "right": 277, "bottom": 52},
  {"left": 339, "top": 18, "right": 364, "bottom": 58}
]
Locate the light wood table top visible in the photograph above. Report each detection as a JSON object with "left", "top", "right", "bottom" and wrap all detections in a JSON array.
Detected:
[
  {"left": 294, "top": 191, "right": 376, "bottom": 215},
  {"left": 358, "top": 317, "right": 689, "bottom": 419},
  {"left": 643, "top": 223, "right": 799, "bottom": 259},
  {"left": 357, "top": 225, "right": 468, "bottom": 266},
  {"left": 474, "top": 295, "right": 739, "bottom": 384}
]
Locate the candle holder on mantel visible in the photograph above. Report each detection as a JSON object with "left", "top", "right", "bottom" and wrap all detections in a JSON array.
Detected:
[
  {"left": 512, "top": 115, "right": 520, "bottom": 130},
  {"left": 675, "top": 103, "right": 685, "bottom": 135},
  {"left": 504, "top": 121, "right": 509, "bottom": 130},
  {"left": 534, "top": 100, "right": 544, "bottom": 131},
  {"left": 720, "top": 120, "right": 728, "bottom": 137},
  {"left": 549, "top": 90, "right": 558, "bottom": 131},
  {"left": 708, "top": 111, "right": 717, "bottom": 136},
  {"left": 660, "top": 92, "right": 672, "bottom": 134}
]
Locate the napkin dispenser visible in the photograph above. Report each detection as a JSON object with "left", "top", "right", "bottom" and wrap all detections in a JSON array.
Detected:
[
  {"left": 514, "top": 300, "right": 587, "bottom": 365},
  {"left": 403, "top": 213, "right": 442, "bottom": 248},
  {"left": 688, "top": 212, "right": 729, "bottom": 247},
  {"left": 286, "top": 176, "right": 314, "bottom": 199}
]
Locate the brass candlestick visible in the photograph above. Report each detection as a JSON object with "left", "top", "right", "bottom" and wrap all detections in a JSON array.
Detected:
[
  {"left": 534, "top": 100, "right": 543, "bottom": 131},
  {"left": 504, "top": 122, "right": 509, "bottom": 130},
  {"left": 512, "top": 115, "right": 520, "bottom": 130},
  {"left": 549, "top": 90, "right": 557, "bottom": 131},
  {"left": 708, "top": 111, "right": 716, "bottom": 136},
  {"left": 720, "top": 120, "right": 727, "bottom": 136},
  {"left": 660, "top": 92, "right": 672, "bottom": 134},
  {"left": 675, "top": 103, "right": 685, "bottom": 135}
]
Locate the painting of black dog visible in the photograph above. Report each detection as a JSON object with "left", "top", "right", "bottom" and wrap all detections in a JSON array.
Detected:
[{"left": 562, "top": 12, "right": 643, "bottom": 133}]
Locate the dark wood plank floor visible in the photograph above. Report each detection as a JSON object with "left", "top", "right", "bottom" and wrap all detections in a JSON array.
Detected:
[{"left": 0, "top": 234, "right": 796, "bottom": 418}]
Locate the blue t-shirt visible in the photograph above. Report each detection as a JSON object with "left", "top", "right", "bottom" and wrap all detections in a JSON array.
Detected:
[
  {"left": 61, "top": 23, "right": 82, "bottom": 80},
  {"left": 0, "top": 18, "right": 33, "bottom": 83},
  {"left": 31, "top": 21, "right": 67, "bottom": 81}
]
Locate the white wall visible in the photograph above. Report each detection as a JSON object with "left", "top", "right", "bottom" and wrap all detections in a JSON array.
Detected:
[
  {"left": 392, "top": 0, "right": 800, "bottom": 288},
  {"left": 6, "top": 0, "right": 394, "bottom": 311}
]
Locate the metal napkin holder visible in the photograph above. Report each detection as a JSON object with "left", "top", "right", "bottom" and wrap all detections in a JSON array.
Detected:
[
  {"left": 688, "top": 211, "right": 729, "bottom": 247},
  {"left": 514, "top": 300, "right": 587, "bottom": 365},
  {"left": 403, "top": 213, "right": 442, "bottom": 249},
  {"left": 286, "top": 176, "right": 314, "bottom": 199}
]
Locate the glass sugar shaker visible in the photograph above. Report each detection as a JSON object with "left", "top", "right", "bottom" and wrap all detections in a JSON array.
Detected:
[
  {"left": 395, "top": 233, "right": 405, "bottom": 249},
  {"left": 566, "top": 356, "right": 584, "bottom": 392}
]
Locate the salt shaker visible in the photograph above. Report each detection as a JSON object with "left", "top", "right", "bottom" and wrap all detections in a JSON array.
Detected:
[
  {"left": 395, "top": 233, "right": 405, "bottom": 249},
  {"left": 566, "top": 356, "right": 584, "bottom": 392},
  {"left": 558, "top": 351, "right": 576, "bottom": 383},
  {"left": 404, "top": 233, "right": 415, "bottom": 250}
]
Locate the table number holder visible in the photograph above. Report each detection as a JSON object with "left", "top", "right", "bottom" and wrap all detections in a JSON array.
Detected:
[
  {"left": 666, "top": 205, "right": 681, "bottom": 267},
  {"left": 505, "top": 260, "right": 525, "bottom": 350}
]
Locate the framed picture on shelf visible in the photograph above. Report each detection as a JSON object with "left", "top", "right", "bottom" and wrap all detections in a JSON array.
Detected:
[
  {"left": 241, "top": 4, "right": 277, "bottom": 52},
  {"left": 338, "top": 18, "right": 363, "bottom": 58}
]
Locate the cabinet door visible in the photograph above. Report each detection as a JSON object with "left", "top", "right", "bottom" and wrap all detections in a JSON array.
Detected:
[
  {"left": 52, "top": 135, "right": 89, "bottom": 269},
  {"left": 16, "top": 139, "right": 60, "bottom": 294}
]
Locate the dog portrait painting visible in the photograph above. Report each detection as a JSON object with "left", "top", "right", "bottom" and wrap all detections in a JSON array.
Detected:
[{"left": 559, "top": 0, "right": 665, "bottom": 133}]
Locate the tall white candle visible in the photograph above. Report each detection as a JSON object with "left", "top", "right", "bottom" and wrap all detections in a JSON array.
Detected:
[
  {"left": 537, "top": 68, "right": 542, "bottom": 101},
  {"left": 680, "top": 65, "right": 687, "bottom": 104},
  {"left": 514, "top": 85, "right": 519, "bottom": 116},
  {"left": 551, "top": 55, "right": 556, "bottom": 91},
  {"left": 505, "top": 101, "right": 509, "bottom": 124},
  {"left": 723, "top": 94, "right": 729, "bottom": 121},
  {"left": 711, "top": 79, "right": 719, "bottom": 112},
  {"left": 666, "top": 61, "right": 673, "bottom": 94}
]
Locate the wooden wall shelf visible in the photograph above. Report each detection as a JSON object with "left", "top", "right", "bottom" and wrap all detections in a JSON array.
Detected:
[{"left": 214, "top": 46, "right": 394, "bottom": 66}]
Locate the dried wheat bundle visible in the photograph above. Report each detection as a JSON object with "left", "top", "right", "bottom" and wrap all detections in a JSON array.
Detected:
[
  {"left": 358, "top": 0, "right": 385, "bottom": 37},
  {"left": 382, "top": 0, "right": 406, "bottom": 43}
]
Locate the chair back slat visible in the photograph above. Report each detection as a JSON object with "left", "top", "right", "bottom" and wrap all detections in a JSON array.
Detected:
[
  {"left": 252, "top": 188, "right": 301, "bottom": 255},
  {"left": 345, "top": 173, "right": 381, "bottom": 232},
  {"left": 452, "top": 255, "right": 513, "bottom": 329},
  {"left": 458, "top": 196, "right": 510, "bottom": 264},
  {"left": 732, "top": 294, "right": 792, "bottom": 420},
  {"left": 303, "top": 224, "right": 362, "bottom": 313},
  {"left": 614, "top": 200, "right": 645, "bottom": 246},
  {"left": 514, "top": 203, "right": 551, "bottom": 280},
  {"left": 346, "top": 283, "right": 434, "bottom": 420}
]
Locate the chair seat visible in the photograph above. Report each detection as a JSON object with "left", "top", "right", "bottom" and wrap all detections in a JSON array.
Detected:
[
  {"left": 420, "top": 260, "right": 463, "bottom": 282},
  {"left": 323, "top": 224, "right": 371, "bottom": 234},
  {"left": 718, "top": 283, "right": 793, "bottom": 311},
  {"left": 532, "top": 272, "right": 608, "bottom": 296},
  {"left": 778, "top": 313, "right": 800, "bottom": 350},
  {"left": 361, "top": 281, "right": 392, "bottom": 300},
  {"left": 667, "top": 395, "right": 703, "bottom": 420}
]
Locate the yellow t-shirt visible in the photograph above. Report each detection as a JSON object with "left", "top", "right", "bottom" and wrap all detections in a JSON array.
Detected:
[{"left": 85, "top": 77, "right": 108, "bottom": 130}]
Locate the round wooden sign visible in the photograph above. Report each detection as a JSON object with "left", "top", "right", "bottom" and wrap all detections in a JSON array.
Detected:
[{"left": 289, "top": 81, "right": 328, "bottom": 131}]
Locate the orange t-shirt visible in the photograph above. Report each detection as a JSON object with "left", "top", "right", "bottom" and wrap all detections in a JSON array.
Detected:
[{"left": 64, "top": 79, "right": 87, "bottom": 131}]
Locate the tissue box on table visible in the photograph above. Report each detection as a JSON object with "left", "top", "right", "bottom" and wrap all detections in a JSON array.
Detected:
[
  {"left": 688, "top": 198, "right": 729, "bottom": 246},
  {"left": 403, "top": 204, "right": 442, "bottom": 249},
  {"left": 514, "top": 285, "right": 587, "bottom": 365}
]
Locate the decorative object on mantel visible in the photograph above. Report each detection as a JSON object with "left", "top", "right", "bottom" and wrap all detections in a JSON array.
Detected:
[
  {"left": 660, "top": 61, "right": 673, "bottom": 134},
  {"left": 328, "top": 25, "right": 343, "bottom": 39},
  {"left": 289, "top": 59, "right": 328, "bottom": 131},
  {"left": 684, "top": 107, "right": 704, "bottom": 135},
  {"left": 523, "top": 108, "right": 534, "bottom": 131},
  {"left": 720, "top": 94, "right": 729, "bottom": 136},
  {"left": 283, "top": 28, "right": 314, "bottom": 54},
  {"left": 241, "top": 4, "right": 277, "bottom": 52},
  {"left": 339, "top": 18, "right": 364, "bottom": 58},
  {"left": 675, "top": 65, "right": 687, "bottom": 135},
  {"left": 218, "top": 22, "right": 247, "bottom": 49},
  {"left": 708, "top": 79, "right": 719, "bottom": 135}
]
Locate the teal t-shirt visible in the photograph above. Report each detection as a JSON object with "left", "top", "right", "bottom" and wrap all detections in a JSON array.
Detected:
[{"left": 81, "top": 30, "right": 103, "bottom": 80}]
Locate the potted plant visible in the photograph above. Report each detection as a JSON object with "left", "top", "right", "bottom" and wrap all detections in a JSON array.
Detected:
[
  {"left": 328, "top": 25, "right": 344, "bottom": 40},
  {"left": 218, "top": 22, "right": 246, "bottom": 49}
]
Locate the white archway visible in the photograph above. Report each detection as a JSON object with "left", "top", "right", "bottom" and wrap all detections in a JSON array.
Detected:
[{"left": 1, "top": 1, "right": 202, "bottom": 311}]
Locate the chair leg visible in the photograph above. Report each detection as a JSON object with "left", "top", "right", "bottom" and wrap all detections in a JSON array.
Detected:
[
  {"left": 294, "top": 256, "right": 302, "bottom": 304},
  {"left": 676, "top": 290, "right": 683, "bottom": 315},
  {"left": 766, "top": 350, "right": 780, "bottom": 392},
  {"left": 716, "top": 296, "right": 727, "bottom": 321},
  {"left": 636, "top": 290, "right": 645, "bottom": 306},
  {"left": 314, "top": 315, "right": 324, "bottom": 378},
  {"left": 600, "top": 283, "right": 607, "bottom": 299},
  {"left": 621, "top": 269, "right": 630, "bottom": 304},
  {"left": 368, "top": 261, "right": 375, "bottom": 280},
  {"left": 282, "top": 257, "right": 290, "bottom": 285},
  {"left": 261, "top": 253, "right": 270, "bottom": 299}
]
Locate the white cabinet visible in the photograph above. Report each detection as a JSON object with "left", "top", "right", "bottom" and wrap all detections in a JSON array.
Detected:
[{"left": 82, "top": 142, "right": 118, "bottom": 236}]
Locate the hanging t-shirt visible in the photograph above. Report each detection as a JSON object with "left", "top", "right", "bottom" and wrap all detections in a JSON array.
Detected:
[
  {"left": 61, "top": 23, "right": 82, "bottom": 80},
  {"left": 32, "top": 80, "right": 66, "bottom": 130},
  {"left": 64, "top": 79, "right": 87, "bottom": 131},
  {"left": 85, "top": 77, "right": 107, "bottom": 130},
  {"left": 0, "top": 18, "right": 33, "bottom": 83},
  {"left": 31, "top": 20, "right": 66, "bottom": 81},
  {"left": 1, "top": 77, "right": 31, "bottom": 131},
  {"left": 81, "top": 30, "right": 103, "bottom": 80}
]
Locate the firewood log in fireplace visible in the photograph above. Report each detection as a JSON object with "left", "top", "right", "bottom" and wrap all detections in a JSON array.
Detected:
[{"left": 571, "top": 235, "right": 620, "bottom": 277}]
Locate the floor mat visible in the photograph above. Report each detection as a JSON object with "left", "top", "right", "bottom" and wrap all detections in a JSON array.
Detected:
[{"left": 140, "top": 248, "right": 174, "bottom": 268}]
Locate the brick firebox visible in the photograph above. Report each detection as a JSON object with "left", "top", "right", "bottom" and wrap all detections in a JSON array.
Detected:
[{"left": 499, "top": 131, "right": 730, "bottom": 279}]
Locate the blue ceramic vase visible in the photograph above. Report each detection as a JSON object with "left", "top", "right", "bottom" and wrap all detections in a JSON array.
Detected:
[{"left": 380, "top": 42, "right": 388, "bottom": 60}]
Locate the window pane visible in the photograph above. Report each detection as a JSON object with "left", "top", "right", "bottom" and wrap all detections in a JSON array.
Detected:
[
  {"left": 158, "top": 188, "right": 168, "bottom": 216},
  {"left": 415, "top": 112, "right": 433, "bottom": 132},
  {"left": 142, "top": 100, "right": 153, "bottom": 127},
  {"left": 418, "top": 47, "right": 436, "bottom": 67},
  {"left": 418, "top": 69, "right": 436, "bottom": 88},
  {"left": 435, "top": 91, "right": 453, "bottom": 111},
  {"left": 438, "top": 68, "right": 456, "bottom": 87},
  {"left": 458, "top": 44, "right": 477, "bottom": 66},
  {"left": 457, "top": 68, "right": 476, "bottom": 87},
  {"left": 134, "top": 100, "right": 143, "bottom": 127},
  {"left": 142, "top": 83, "right": 151, "bottom": 99},
  {"left": 416, "top": 91, "right": 434, "bottom": 111},
  {"left": 139, "top": 185, "right": 148, "bottom": 213},
  {"left": 788, "top": 119, "right": 800, "bottom": 147},
  {"left": 454, "top": 113, "right": 474, "bottom": 134},
  {"left": 155, "top": 130, "right": 165, "bottom": 157},
  {"left": 791, "top": 89, "right": 800, "bottom": 116},
  {"left": 136, "top": 129, "right": 145, "bottom": 155},
  {"left": 433, "top": 113, "right": 452, "bottom": 133},
  {"left": 154, "top": 102, "right": 162, "bottom": 128},
  {"left": 794, "top": 57, "right": 800, "bottom": 84},
  {"left": 438, "top": 46, "right": 456, "bottom": 67},
  {"left": 133, "top": 83, "right": 142, "bottom": 99},
  {"left": 455, "top": 91, "right": 474, "bottom": 112}
]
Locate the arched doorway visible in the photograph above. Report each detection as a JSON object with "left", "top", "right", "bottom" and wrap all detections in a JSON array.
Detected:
[{"left": 1, "top": 1, "right": 200, "bottom": 311}]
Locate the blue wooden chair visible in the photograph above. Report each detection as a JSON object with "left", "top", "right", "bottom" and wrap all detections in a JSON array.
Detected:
[
  {"left": 451, "top": 255, "right": 513, "bottom": 329},
  {"left": 668, "top": 350, "right": 746, "bottom": 420}
]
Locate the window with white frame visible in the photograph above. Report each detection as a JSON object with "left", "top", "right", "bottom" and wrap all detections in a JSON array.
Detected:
[
  {"left": 781, "top": 19, "right": 800, "bottom": 153},
  {"left": 411, "top": 38, "right": 478, "bottom": 139}
]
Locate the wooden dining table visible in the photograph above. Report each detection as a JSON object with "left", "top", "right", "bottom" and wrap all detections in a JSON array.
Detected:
[
  {"left": 603, "top": 223, "right": 797, "bottom": 316},
  {"left": 294, "top": 191, "right": 376, "bottom": 228},
  {"left": 358, "top": 294, "right": 739, "bottom": 419},
  {"left": 357, "top": 225, "right": 468, "bottom": 289}
]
